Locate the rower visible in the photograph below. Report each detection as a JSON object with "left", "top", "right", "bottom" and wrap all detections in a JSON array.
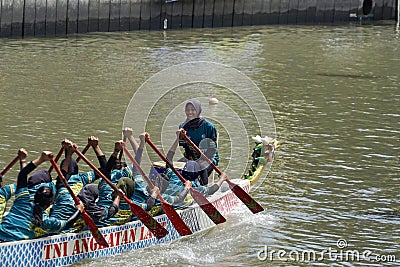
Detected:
[
  {"left": 50, "top": 137, "right": 108, "bottom": 233},
  {"left": 0, "top": 151, "right": 82, "bottom": 242},
  {"left": 93, "top": 130, "right": 161, "bottom": 226}
]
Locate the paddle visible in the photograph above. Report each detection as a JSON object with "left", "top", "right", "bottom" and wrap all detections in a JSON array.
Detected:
[
  {"left": 48, "top": 147, "right": 64, "bottom": 173},
  {"left": 180, "top": 129, "right": 264, "bottom": 214},
  {"left": 49, "top": 142, "right": 91, "bottom": 172},
  {"left": 49, "top": 154, "right": 109, "bottom": 247},
  {"left": 76, "top": 143, "right": 91, "bottom": 163},
  {"left": 123, "top": 144, "right": 192, "bottom": 236},
  {"left": 74, "top": 147, "right": 169, "bottom": 239},
  {"left": 145, "top": 133, "right": 226, "bottom": 225},
  {"left": 0, "top": 156, "right": 19, "bottom": 176},
  {"left": 0, "top": 155, "right": 19, "bottom": 187}
]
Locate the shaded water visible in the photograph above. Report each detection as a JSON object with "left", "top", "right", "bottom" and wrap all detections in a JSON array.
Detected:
[{"left": 0, "top": 22, "right": 399, "bottom": 266}]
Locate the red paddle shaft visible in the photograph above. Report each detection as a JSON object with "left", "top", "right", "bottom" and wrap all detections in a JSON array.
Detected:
[
  {"left": 74, "top": 148, "right": 169, "bottom": 239},
  {"left": 76, "top": 143, "right": 91, "bottom": 163},
  {"left": 49, "top": 155, "right": 109, "bottom": 247},
  {"left": 145, "top": 134, "right": 226, "bottom": 225},
  {"left": 123, "top": 144, "right": 192, "bottom": 236},
  {"left": 48, "top": 147, "right": 64, "bottom": 173},
  {"left": 180, "top": 129, "right": 264, "bottom": 214},
  {"left": 0, "top": 156, "right": 19, "bottom": 176}
]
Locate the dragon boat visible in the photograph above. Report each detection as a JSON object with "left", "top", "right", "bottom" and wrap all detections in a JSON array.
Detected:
[{"left": 0, "top": 136, "right": 278, "bottom": 267}]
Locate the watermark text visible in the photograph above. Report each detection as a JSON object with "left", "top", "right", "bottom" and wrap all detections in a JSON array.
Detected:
[{"left": 257, "top": 239, "right": 397, "bottom": 263}]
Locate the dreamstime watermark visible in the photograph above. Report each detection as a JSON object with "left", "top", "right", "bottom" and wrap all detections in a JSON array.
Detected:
[
  {"left": 257, "top": 239, "right": 397, "bottom": 263},
  {"left": 122, "top": 61, "right": 276, "bottom": 188}
]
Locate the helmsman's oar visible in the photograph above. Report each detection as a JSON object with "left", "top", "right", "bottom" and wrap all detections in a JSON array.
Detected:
[
  {"left": 49, "top": 155, "right": 109, "bottom": 247},
  {"left": 74, "top": 147, "right": 169, "bottom": 239},
  {"left": 123, "top": 144, "right": 192, "bottom": 236},
  {"left": 145, "top": 133, "right": 226, "bottom": 225},
  {"left": 0, "top": 156, "right": 19, "bottom": 176},
  {"left": 48, "top": 146, "right": 64, "bottom": 173},
  {"left": 180, "top": 129, "right": 264, "bottom": 214}
]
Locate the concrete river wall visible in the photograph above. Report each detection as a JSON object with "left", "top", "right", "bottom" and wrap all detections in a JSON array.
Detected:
[{"left": 0, "top": 0, "right": 398, "bottom": 38}]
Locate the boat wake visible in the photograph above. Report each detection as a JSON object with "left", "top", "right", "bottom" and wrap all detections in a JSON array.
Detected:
[{"left": 75, "top": 204, "right": 276, "bottom": 266}]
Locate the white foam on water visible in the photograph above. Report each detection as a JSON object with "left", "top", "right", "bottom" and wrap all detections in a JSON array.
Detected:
[{"left": 76, "top": 205, "right": 276, "bottom": 266}]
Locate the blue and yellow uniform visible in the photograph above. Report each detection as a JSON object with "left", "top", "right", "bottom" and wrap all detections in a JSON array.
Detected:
[
  {"left": 52, "top": 156, "right": 106, "bottom": 233},
  {"left": 159, "top": 181, "right": 194, "bottom": 209},
  {"left": 96, "top": 165, "right": 134, "bottom": 227},
  {"left": 96, "top": 150, "right": 145, "bottom": 227},
  {"left": 96, "top": 149, "right": 155, "bottom": 226},
  {"left": 52, "top": 170, "right": 98, "bottom": 233},
  {"left": 164, "top": 168, "right": 211, "bottom": 196},
  {"left": 0, "top": 183, "right": 16, "bottom": 222},
  {"left": 130, "top": 174, "right": 150, "bottom": 210},
  {"left": 51, "top": 170, "right": 97, "bottom": 220},
  {"left": 0, "top": 163, "right": 67, "bottom": 242}
]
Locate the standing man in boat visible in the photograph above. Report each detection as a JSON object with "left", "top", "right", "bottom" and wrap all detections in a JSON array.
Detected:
[{"left": 179, "top": 99, "right": 219, "bottom": 185}]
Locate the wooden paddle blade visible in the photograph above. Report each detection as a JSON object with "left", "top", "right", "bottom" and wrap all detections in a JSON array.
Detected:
[
  {"left": 189, "top": 188, "right": 226, "bottom": 224},
  {"left": 81, "top": 211, "right": 109, "bottom": 247},
  {"left": 226, "top": 179, "right": 264, "bottom": 214},
  {"left": 128, "top": 200, "right": 169, "bottom": 239},
  {"left": 161, "top": 202, "right": 192, "bottom": 236},
  {"left": 180, "top": 131, "right": 266, "bottom": 214}
]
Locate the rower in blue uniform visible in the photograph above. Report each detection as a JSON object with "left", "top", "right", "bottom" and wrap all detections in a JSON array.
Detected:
[
  {"left": 50, "top": 137, "right": 107, "bottom": 233},
  {"left": 0, "top": 184, "right": 16, "bottom": 223},
  {"left": 0, "top": 148, "right": 27, "bottom": 222},
  {"left": 1, "top": 148, "right": 55, "bottom": 223},
  {"left": 145, "top": 131, "right": 227, "bottom": 213},
  {"left": 0, "top": 151, "right": 82, "bottom": 242},
  {"left": 94, "top": 131, "right": 161, "bottom": 226}
]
